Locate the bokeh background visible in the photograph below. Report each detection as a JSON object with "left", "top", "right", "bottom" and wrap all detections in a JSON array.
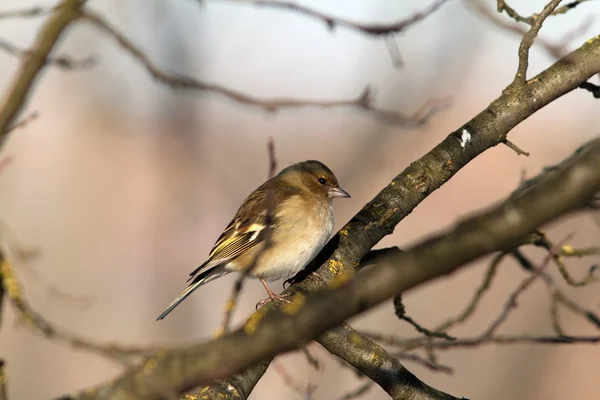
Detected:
[{"left": 1, "top": 0, "right": 599, "bottom": 399}]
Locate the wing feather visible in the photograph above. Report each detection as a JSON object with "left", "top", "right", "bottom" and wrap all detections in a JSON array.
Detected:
[{"left": 187, "top": 181, "right": 300, "bottom": 281}]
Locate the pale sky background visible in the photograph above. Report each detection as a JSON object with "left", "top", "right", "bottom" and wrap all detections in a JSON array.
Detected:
[{"left": 0, "top": 1, "right": 599, "bottom": 399}]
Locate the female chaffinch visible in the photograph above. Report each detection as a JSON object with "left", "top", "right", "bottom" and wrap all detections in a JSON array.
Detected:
[{"left": 156, "top": 160, "right": 350, "bottom": 320}]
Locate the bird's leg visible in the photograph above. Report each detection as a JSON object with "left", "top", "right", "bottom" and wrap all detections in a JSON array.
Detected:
[{"left": 256, "top": 277, "right": 293, "bottom": 309}]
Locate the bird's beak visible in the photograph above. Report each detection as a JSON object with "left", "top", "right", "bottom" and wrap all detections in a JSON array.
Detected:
[{"left": 329, "top": 186, "right": 351, "bottom": 198}]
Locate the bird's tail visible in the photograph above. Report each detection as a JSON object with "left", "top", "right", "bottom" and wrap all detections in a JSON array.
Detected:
[{"left": 156, "top": 265, "right": 229, "bottom": 321}]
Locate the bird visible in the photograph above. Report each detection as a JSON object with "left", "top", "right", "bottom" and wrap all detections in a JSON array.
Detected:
[{"left": 156, "top": 160, "right": 350, "bottom": 320}]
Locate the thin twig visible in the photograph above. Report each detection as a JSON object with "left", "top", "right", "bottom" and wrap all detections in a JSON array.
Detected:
[
  {"left": 333, "top": 381, "right": 374, "bottom": 400},
  {"left": 481, "top": 235, "right": 570, "bottom": 337},
  {"left": 394, "top": 353, "right": 454, "bottom": 374},
  {"left": 436, "top": 252, "right": 504, "bottom": 332},
  {"left": 503, "top": 139, "right": 530, "bottom": 156},
  {"left": 0, "top": 0, "right": 84, "bottom": 136},
  {"left": 467, "top": 0, "right": 591, "bottom": 66},
  {"left": 533, "top": 233, "right": 598, "bottom": 286},
  {"left": 273, "top": 361, "right": 317, "bottom": 400},
  {"left": 552, "top": 0, "right": 594, "bottom": 16},
  {"left": 80, "top": 10, "right": 449, "bottom": 126},
  {"left": 219, "top": 138, "right": 277, "bottom": 334},
  {"left": 0, "top": 39, "right": 96, "bottom": 70},
  {"left": 0, "top": 253, "right": 152, "bottom": 366},
  {"left": 0, "top": 5, "right": 56, "bottom": 20},
  {"left": 236, "top": 0, "right": 451, "bottom": 36},
  {"left": 394, "top": 294, "right": 455, "bottom": 340},
  {"left": 511, "top": 249, "right": 600, "bottom": 332},
  {"left": 3, "top": 111, "right": 38, "bottom": 134},
  {"left": 301, "top": 346, "right": 321, "bottom": 370},
  {"left": 512, "top": 0, "right": 563, "bottom": 86}
]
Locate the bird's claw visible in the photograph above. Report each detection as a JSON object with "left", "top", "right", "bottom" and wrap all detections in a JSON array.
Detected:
[{"left": 256, "top": 292, "right": 293, "bottom": 309}]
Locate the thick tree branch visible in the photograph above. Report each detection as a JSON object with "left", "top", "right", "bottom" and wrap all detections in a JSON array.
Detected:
[
  {"left": 318, "top": 324, "right": 464, "bottom": 400},
  {"left": 184, "top": 360, "right": 270, "bottom": 400},
  {"left": 60, "top": 32, "right": 600, "bottom": 396},
  {"left": 0, "top": 0, "right": 84, "bottom": 138}
]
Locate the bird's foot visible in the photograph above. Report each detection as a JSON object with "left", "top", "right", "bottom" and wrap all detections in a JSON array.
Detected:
[{"left": 256, "top": 292, "right": 293, "bottom": 309}]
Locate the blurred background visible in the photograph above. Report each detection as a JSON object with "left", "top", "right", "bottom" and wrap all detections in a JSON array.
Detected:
[{"left": 0, "top": 0, "right": 599, "bottom": 399}]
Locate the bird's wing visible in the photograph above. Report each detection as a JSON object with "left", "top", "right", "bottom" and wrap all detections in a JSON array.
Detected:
[{"left": 187, "top": 182, "right": 300, "bottom": 281}]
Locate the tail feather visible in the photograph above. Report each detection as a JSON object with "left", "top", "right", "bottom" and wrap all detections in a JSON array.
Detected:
[{"left": 156, "top": 266, "right": 229, "bottom": 320}]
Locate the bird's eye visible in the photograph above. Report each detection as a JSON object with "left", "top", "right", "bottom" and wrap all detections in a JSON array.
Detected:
[{"left": 318, "top": 177, "right": 327, "bottom": 185}]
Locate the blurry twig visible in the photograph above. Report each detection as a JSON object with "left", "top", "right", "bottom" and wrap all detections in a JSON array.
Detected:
[
  {"left": 219, "top": 138, "right": 277, "bottom": 334},
  {"left": 301, "top": 346, "right": 321, "bottom": 370},
  {"left": 497, "top": 0, "right": 592, "bottom": 24},
  {"left": 333, "top": 381, "right": 374, "bottom": 400},
  {"left": 481, "top": 235, "right": 568, "bottom": 337},
  {"left": 273, "top": 361, "right": 317, "bottom": 400},
  {"left": 435, "top": 252, "right": 504, "bottom": 332},
  {"left": 394, "top": 352, "right": 454, "bottom": 374},
  {"left": 0, "top": 251, "right": 153, "bottom": 367},
  {"left": 3, "top": 111, "right": 38, "bottom": 134},
  {"left": 80, "top": 10, "right": 449, "bottom": 126},
  {"left": 0, "top": 40, "right": 96, "bottom": 70},
  {"left": 467, "top": 0, "right": 592, "bottom": 65},
  {"left": 0, "top": 0, "right": 84, "bottom": 137},
  {"left": 532, "top": 232, "right": 598, "bottom": 286},
  {"left": 511, "top": 249, "right": 600, "bottom": 332},
  {"left": 235, "top": 0, "right": 450, "bottom": 36},
  {"left": 0, "top": 5, "right": 56, "bottom": 19}
]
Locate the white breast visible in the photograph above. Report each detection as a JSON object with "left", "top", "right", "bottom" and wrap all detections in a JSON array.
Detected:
[{"left": 257, "top": 200, "right": 334, "bottom": 281}]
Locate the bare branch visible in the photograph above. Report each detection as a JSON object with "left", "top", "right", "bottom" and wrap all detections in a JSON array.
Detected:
[
  {"left": 3, "top": 111, "right": 38, "bottom": 135},
  {"left": 548, "top": 0, "right": 592, "bottom": 18},
  {"left": 0, "top": 0, "right": 84, "bottom": 137},
  {"left": 467, "top": 0, "right": 592, "bottom": 67},
  {"left": 423, "top": 334, "right": 600, "bottom": 349},
  {"left": 235, "top": 0, "right": 451, "bottom": 36},
  {"left": 0, "top": 39, "right": 96, "bottom": 70},
  {"left": 394, "top": 353, "right": 454, "bottom": 374},
  {"left": 79, "top": 10, "right": 447, "bottom": 126},
  {"left": 435, "top": 252, "right": 504, "bottom": 332},
  {"left": 511, "top": 0, "right": 563, "bottom": 85},
  {"left": 0, "top": 255, "right": 152, "bottom": 367},
  {"left": 496, "top": 0, "right": 592, "bottom": 25},
  {"left": 481, "top": 236, "right": 569, "bottom": 338},
  {"left": 496, "top": 0, "right": 531, "bottom": 24},
  {"left": 394, "top": 294, "right": 455, "bottom": 340},
  {"left": 333, "top": 381, "right": 374, "bottom": 400},
  {"left": 502, "top": 139, "right": 530, "bottom": 156},
  {"left": 318, "top": 324, "right": 463, "bottom": 400},
  {"left": 0, "top": 5, "right": 55, "bottom": 20},
  {"left": 531, "top": 232, "right": 598, "bottom": 286},
  {"left": 272, "top": 362, "right": 317, "bottom": 399}
]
